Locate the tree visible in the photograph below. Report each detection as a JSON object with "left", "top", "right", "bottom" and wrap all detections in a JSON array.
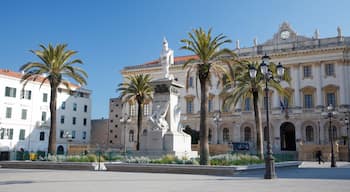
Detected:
[
  {"left": 223, "top": 60, "right": 291, "bottom": 159},
  {"left": 117, "top": 74, "right": 153, "bottom": 150},
  {"left": 20, "top": 44, "right": 87, "bottom": 155},
  {"left": 180, "top": 28, "right": 234, "bottom": 165}
]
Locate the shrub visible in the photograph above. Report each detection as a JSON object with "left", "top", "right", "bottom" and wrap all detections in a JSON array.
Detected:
[{"left": 210, "top": 153, "right": 263, "bottom": 166}]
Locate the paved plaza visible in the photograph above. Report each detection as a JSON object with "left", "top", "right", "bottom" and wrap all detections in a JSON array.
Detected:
[{"left": 0, "top": 162, "right": 349, "bottom": 192}]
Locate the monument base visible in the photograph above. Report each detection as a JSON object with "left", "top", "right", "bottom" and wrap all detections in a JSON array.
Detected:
[{"left": 140, "top": 129, "right": 197, "bottom": 159}]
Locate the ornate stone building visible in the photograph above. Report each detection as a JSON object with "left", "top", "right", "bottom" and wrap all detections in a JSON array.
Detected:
[{"left": 114, "top": 23, "right": 350, "bottom": 158}]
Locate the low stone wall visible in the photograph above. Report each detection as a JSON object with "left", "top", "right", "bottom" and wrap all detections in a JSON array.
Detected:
[
  {"left": 105, "top": 163, "right": 235, "bottom": 176},
  {"left": 0, "top": 161, "right": 94, "bottom": 171},
  {"left": 191, "top": 144, "right": 231, "bottom": 155}
]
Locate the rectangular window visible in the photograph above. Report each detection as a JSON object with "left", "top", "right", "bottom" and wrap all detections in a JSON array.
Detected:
[
  {"left": 21, "top": 89, "right": 32, "bottom": 100},
  {"left": 60, "top": 130, "right": 64, "bottom": 138},
  {"left": 188, "top": 76, "right": 194, "bottom": 88},
  {"left": 71, "top": 130, "right": 76, "bottom": 139},
  {"left": 5, "top": 87, "right": 16, "bottom": 97},
  {"left": 72, "top": 117, "right": 76, "bottom": 125},
  {"left": 43, "top": 93, "right": 48, "bottom": 102},
  {"left": 244, "top": 98, "right": 251, "bottom": 111},
  {"left": 82, "top": 131, "right": 87, "bottom": 140},
  {"left": 208, "top": 98, "right": 213, "bottom": 112},
  {"left": 186, "top": 100, "right": 193, "bottom": 114},
  {"left": 1, "top": 128, "right": 14, "bottom": 140},
  {"left": 60, "top": 115, "right": 65, "bottom": 124},
  {"left": 129, "top": 104, "right": 136, "bottom": 117},
  {"left": 61, "top": 101, "right": 66, "bottom": 110},
  {"left": 21, "top": 109, "right": 27, "bottom": 120},
  {"left": 0, "top": 128, "right": 12, "bottom": 139},
  {"left": 143, "top": 104, "right": 150, "bottom": 116},
  {"left": 73, "top": 103, "right": 77, "bottom": 111},
  {"left": 6, "top": 107, "right": 12, "bottom": 119},
  {"left": 325, "top": 64, "right": 335, "bottom": 76},
  {"left": 326, "top": 92, "right": 336, "bottom": 107},
  {"left": 39, "top": 131, "right": 45, "bottom": 141},
  {"left": 83, "top": 118, "right": 87, "bottom": 126},
  {"left": 303, "top": 66, "right": 312, "bottom": 78},
  {"left": 41, "top": 111, "right": 47, "bottom": 121},
  {"left": 84, "top": 105, "right": 88, "bottom": 112},
  {"left": 19, "top": 129, "right": 25, "bottom": 140},
  {"left": 8, "top": 129, "right": 13, "bottom": 140},
  {"left": 304, "top": 94, "right": 313, "bottom": 108},
  {"left": 0, "top": 128, "right": 4, "bottom": 139}
]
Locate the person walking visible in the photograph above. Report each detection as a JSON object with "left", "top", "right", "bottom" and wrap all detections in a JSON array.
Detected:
[{"left": 316, "top": 150, "right": 325, "bottom": 164}]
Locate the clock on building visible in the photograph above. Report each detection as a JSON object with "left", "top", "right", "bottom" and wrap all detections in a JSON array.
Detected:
[{"left": 280, "top": 30, "right": 290, "bottom": 40}]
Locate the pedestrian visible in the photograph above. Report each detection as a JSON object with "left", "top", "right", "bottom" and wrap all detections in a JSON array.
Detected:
[{"left": 316, "top": 150, "right": 324, "bottom": 164}]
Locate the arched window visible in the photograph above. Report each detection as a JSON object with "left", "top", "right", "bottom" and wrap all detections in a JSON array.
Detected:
[
  {"left": 305, "top": 125, "right": 314, "bottom": 142},
  {"left": 129, "top": 130, "right": 134, "bottom": 142},
  {"left": 223, "top": 128, "right": 229, "bottom": 143},
  {"left": 244, "top": 127, "right": 251, "bottom": 141},
  {"left": 142, "top": 129, "right": 147, "bottom": 136}
]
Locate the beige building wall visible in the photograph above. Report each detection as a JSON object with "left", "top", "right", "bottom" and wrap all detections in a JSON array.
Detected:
[
  {"left": 91, "top": 119, "right": 108, "bottom": 148},
  {"left": 113, "top": 22, "right": 350, "bottom": 157}
]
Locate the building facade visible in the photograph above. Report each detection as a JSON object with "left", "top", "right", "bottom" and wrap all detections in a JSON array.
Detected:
[
  {"left": 114, "top": 23, "right": 350, "bottom": 157},
  {"left": 0, "top": 69, "right": 92, "bottom": 160}
]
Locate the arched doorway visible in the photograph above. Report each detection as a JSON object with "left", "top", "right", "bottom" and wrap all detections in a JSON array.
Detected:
[
  {"left": 280, "top": 122, "right": 296, "bottom": 151},
  {"left": 57, "top": 145, "right": 64, "bottom": 155}
]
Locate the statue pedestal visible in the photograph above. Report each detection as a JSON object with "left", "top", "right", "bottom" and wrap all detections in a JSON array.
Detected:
[{"left": 140, "top": 78, "right": 197, "bottom": 158}]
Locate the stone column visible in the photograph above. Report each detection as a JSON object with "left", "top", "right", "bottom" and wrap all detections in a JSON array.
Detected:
[
  {"left": 316, "top": 62, "right": 323, "bottom": 108},
  {"left": 339, "top": 61, "right": 346, "bottom": 105},
  {"left": 293, "top": 64, "right": 301, "bottom": 108}
]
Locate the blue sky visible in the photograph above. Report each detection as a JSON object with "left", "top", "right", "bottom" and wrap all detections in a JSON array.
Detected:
[{"left": 1, "top": 0, "right": 350, "bottom": 119}]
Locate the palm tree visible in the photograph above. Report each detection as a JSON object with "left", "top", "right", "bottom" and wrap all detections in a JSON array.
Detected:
[
  {"left": 180, "top": 28, "right": 234, "bottom": 165},
  {"left": 223, "top": 60, "right": 291, "bottom": 159},
  {"left": 20, "top": 43, "right": 88, "bottom": 155},
  {"left": 117, "top": 74, "right": 153, "bottom": 151}
]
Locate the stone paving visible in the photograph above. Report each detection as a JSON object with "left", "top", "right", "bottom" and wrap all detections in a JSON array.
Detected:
[{"left": 0, "top": 161, "right": 349, "bottom": 192}]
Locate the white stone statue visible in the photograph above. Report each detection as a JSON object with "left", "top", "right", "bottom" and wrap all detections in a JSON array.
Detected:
[
  {"left": 149, "top": 102, "right": 169, "bottom": 130},
  {"left": 337, "top": 26, "right": 342, "bottom": 37},
  {"left": 160, "top": 37, "right": 174, "bottom": 79},
  {"left": 253, "top": 37, "right": 258, "bottom": 47},
  {"left": 236, "top": 40, "right": 240, "bottom": 49},
  {"left": 314, "top": 29, "right": 319, "bottom": 39}
]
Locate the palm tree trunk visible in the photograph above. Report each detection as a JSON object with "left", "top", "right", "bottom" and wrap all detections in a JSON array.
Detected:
[
  {"left": 48, "top": 85, "right": 58, "bottom": 155},
  {"left": 199, "top": 78, "right": 209, "bottom": 165},
  {"left": 136, "top": 102, "right": 143, "bottom": 151},
  {"left": 253, "top": 90, "right": 264, "bottom": 159}
]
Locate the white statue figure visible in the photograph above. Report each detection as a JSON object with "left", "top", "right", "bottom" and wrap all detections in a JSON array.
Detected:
[
  {"left": 253, "top": 37, "right": 258, "bottom": 47},
  {"left": 160, "top": 37, "right": 174, "bottom": 79},
  {"left": 314, "top": 29, "right": 320, "bottom": 39},
  {"left": 337, "top": 26, "right": 342, "bottom": 37},
  {"left": 236, "top": 40, "right": 240, "bottom": 49},
  {"left": 149, "top": 102, "right": 169, "bottom": 130}
]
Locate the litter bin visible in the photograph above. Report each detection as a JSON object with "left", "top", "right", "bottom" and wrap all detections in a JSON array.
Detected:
[{"left": 29, "top": 153, "right": 36, "bottom": 161}]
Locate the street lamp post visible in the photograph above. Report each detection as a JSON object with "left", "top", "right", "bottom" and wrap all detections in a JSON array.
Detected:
[
  {"left": 213, "top": 111, "right": 222, "bottom": 144},
  {"left": 120, "top": 113, "right": 131, "bottom": 159},
  {"left": 322, "top": 104, "right": 337, "bottom": 167},
  {"left": 249, "top": 54, "right": 284, "bottom": 179},
  {"left": 344, "top": 115, "right": 350, "bottom": 162}
]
